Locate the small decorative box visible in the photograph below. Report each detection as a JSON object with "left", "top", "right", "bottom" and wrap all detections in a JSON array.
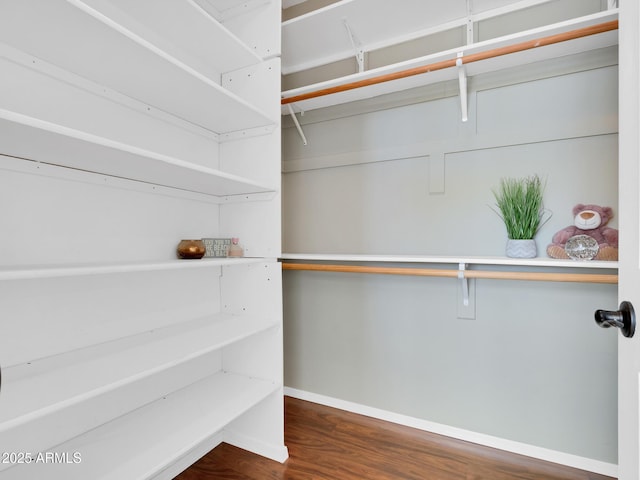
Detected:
[{"left": 202, "top": 238, "right": 232, "bottom": 258}]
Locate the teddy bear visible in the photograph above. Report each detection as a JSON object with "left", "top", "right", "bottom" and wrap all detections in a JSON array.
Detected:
[{"left": 546, "top": 204, "right": 618, "bottom": 261}]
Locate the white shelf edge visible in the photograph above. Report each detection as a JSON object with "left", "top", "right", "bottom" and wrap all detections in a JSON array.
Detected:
[
  {"left": 0, "top": 313, "right": 278, "bottom": 432},
  {"left": 0, "top": 109, "right": 277, "bottom": 197},
  {"left": 280, "top": 0, "right": 558, "bottom": 27},
  {"left": 280, "top": 253, "right": 619, "bottom": 269},
  {"left": 281, "top": 0, "right": 352, "bottom": 27},
  {"left": 281, "top": 10, "right": 618, "bottom": 113},
  {"left": 1, "top": 373, "right": 280, "bottom": 480},
  {"left": 0, "top": 257, "right": 277, "bottom": 281}
]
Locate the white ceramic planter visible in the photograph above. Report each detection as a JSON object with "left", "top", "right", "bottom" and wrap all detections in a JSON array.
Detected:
[{"left": 506, "top": 239, "right": 537, "bottom": 258}]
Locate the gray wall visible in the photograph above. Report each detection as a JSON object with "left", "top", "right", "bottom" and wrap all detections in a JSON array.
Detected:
[{"left": 281, "top": 49, "right": 619, "bottom": 464}]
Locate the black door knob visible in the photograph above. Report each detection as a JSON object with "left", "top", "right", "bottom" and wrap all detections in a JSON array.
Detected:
[{"left": 595, "top": 301, "right": 636, "bottom": 338}]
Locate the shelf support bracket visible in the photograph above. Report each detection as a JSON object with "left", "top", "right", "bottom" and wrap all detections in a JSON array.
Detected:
[
  {"left": 343, "top": 19, "right": 365, "bottom": 73},
  {"left": 457, "top": 263, "right": 476, "bottom": 319},
  {"left": 458, "top": 263, "right": 469, "bottom": 307},
  {"left": 287, "top": 104, "right": 308, "bottom": 146},
  {"left": 456, "top": 53, "right": 468, "bottom": 122}
]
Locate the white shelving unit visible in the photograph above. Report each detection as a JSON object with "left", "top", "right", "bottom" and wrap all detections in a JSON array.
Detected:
[
  {"left": 0, "top": 0, "right": 285, "bottom": 478},
  {"left": 81, "top": 0, "right": 264, "bottom": 74},
  {"left": 281, "top": 5, "right": 618, "bottom": 113},
  {"left": 3, "top": 373, "right": 279, "bottom": 480},
  {"left": 282, "top": 0, "right": 546, "bottom": 74},
  {"left": 0, "top": 0, "right": 276, "bottom": 134},
  {"left": 0, "top": 313, "right": 278, "bottom": 456},
  {"left": 280, "top": 1, "right": 620, "bottom": 280},
  {"left": 280, "top": 1, "right": 619, "bottom": 275}
]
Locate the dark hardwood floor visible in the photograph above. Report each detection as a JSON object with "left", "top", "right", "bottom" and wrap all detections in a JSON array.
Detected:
[{"left": 174, "top": 396, "right": 615, "bottom": 480}]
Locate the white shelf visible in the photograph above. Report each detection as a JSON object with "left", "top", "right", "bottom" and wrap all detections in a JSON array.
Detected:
[
  {"left": 1, "top": 372, "right": 279, "bottom": 480},
  {"left": 0, "top": 0, "right": 275, "bottom": 134},
  {"left": 282, "top": 0, "right": 471, "bottom": 74},
  {"left": 280, "top": 253, "right": 619, "bottom": 269},
  {"left": 0, "top": 313, "right": 277, "bottom": 437},
  {"left": 282, "top": 0, "right": 611, "bottom": 74},
  {"left": 81, "top": 0, "right": 263, "bottom": 75},
  {"left": 281, "top": 10, "right": 618, "bottom": 113},
  {"left": 0, "top": 257, "right": 274, "bottom": 281},
  {"left": 0, "top": 110, "right": 276, "bottom": 197}
]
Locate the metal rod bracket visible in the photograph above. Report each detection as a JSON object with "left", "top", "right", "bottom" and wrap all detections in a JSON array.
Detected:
[
  {"left": 343, "top": 19, "right": 365, "bottom": 72},
  {"left": 287, "top": 104, "right": 308, "bottom": 145},
  {"left": 456, "top": 53, "right": 468, "bottom": 122},
  {"left": 458, "top": 263, "right": 469, "bottom": 306}
]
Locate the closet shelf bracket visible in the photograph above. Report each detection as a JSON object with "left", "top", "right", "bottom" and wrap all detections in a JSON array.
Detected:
[
  {"left": 458, "top": 263, "right": 469, "bottom": 306},
  {"left": 456, "top": 53, "right": 468, "bottom": 122},
  {"left": 343, "top": 19, "right": 365, "bottom": 73},
  {"left": 287, "top": 104, "right": 308, "bottom": 145}
]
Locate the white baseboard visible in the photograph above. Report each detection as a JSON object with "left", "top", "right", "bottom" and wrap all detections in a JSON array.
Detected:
[
  {"left": 154, "top": 432, "right": 224, "bottom": 480},
  {"left": 284, "top": 387, "right": 617, "bottom": 478},
  {"left": 224, "top": 430, "right": 289, "bottom": 464}
]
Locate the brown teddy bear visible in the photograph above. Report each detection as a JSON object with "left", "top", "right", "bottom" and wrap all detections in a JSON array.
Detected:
[{"left": 547, "top": 204, "right": 618, "bottom": 261}]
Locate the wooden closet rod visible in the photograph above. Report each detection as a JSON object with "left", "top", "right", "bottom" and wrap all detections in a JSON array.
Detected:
[
  {"left": 281, "top": 20, "right": 618, "bottom": 105},
  {"left": 282, "top": 263, "right": 618, "bottom": 284}
]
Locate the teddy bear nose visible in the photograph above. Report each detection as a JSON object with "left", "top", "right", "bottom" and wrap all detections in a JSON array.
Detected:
[{"left": 580, "top": 212, "right": 595, "bottom": 219}]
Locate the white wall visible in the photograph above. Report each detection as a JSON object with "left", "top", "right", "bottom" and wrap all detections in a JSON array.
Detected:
[{"left": 281, "top": 49, "right": 619, "bottom": 466}]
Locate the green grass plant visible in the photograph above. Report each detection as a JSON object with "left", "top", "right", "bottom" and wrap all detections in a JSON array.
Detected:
[{"left": 492, "top": 175, "right": 548, "bottom": 240}]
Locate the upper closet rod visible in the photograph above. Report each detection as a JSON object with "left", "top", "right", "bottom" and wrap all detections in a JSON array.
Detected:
[
  {"left": 282, "top": 262, "right": 618, "bottom": 284},
  {"left": 281, "top": 19, "right": 618, "bottom": 105}
]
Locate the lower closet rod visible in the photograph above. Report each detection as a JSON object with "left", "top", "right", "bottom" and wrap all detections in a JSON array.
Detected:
[{"left": 282, "top": 263, "right": 618, "bottom": 284}]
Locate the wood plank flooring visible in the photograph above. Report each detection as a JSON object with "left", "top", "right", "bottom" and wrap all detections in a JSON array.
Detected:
[{"left": 174, "top": 396, "right": 615, "bottom": 480}]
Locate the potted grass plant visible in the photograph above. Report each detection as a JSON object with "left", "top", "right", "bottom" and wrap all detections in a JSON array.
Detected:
[{"left": 492, "top": 174, "right": 549, "bottom": 258}]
